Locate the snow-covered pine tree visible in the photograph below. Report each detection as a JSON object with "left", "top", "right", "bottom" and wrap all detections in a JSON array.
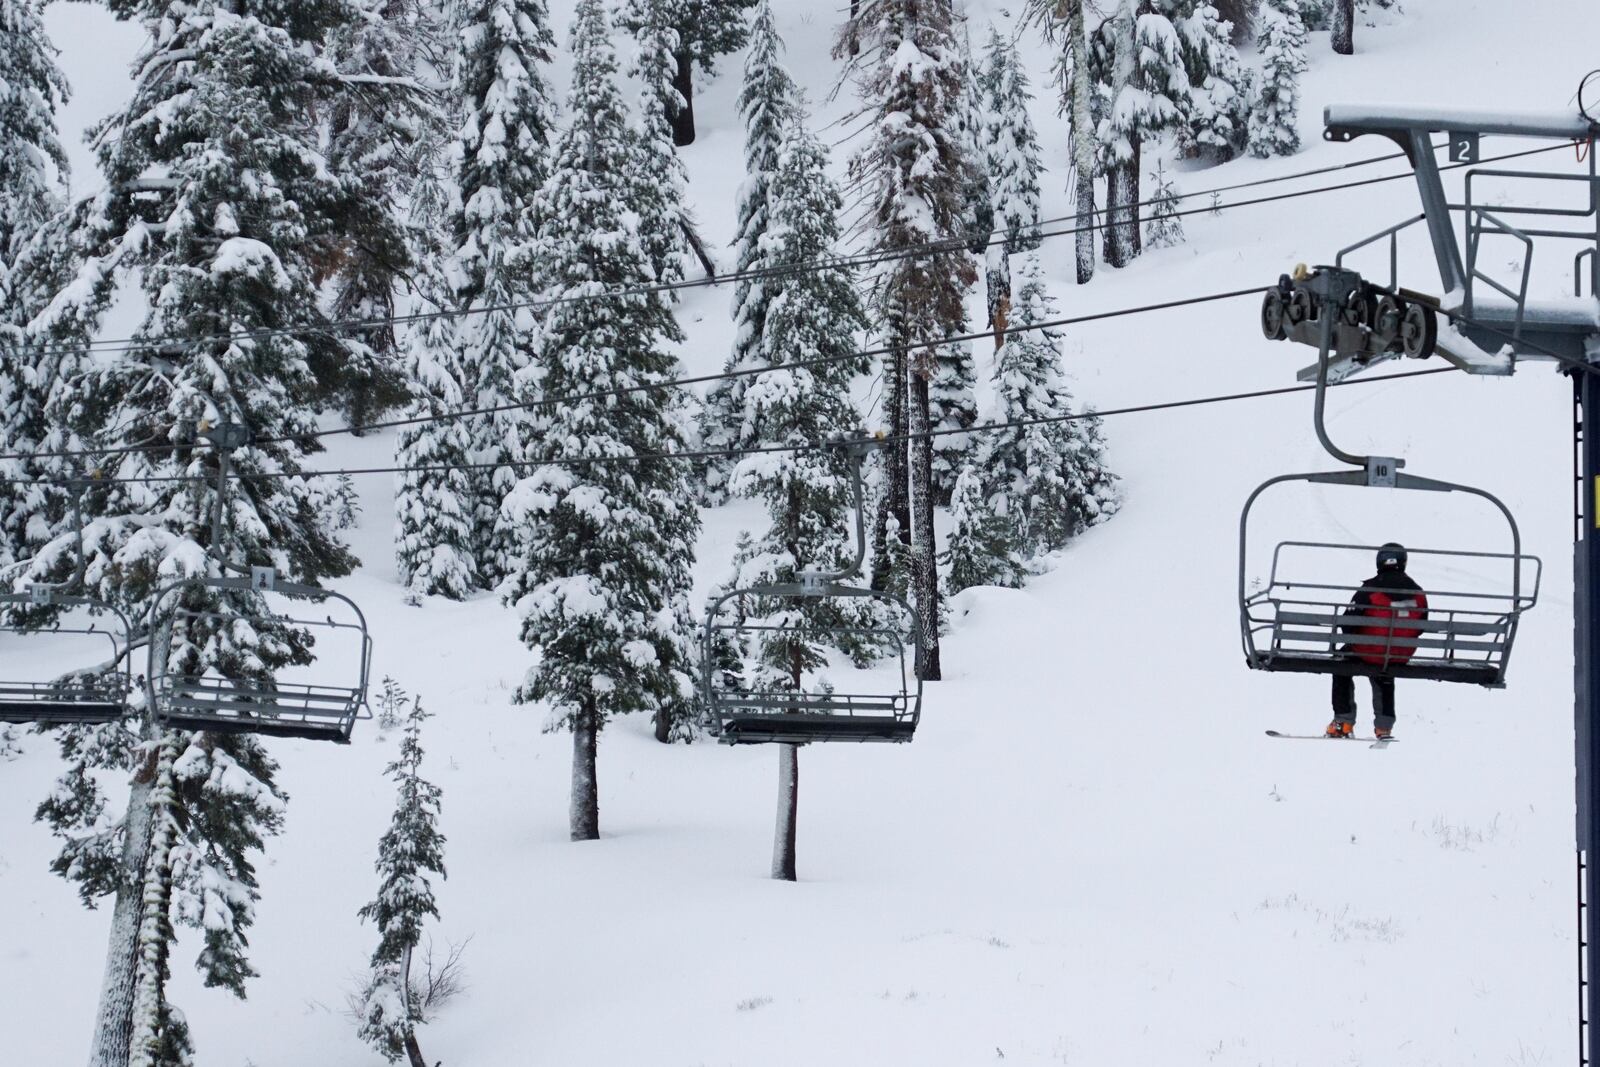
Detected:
[
  {"left": 929, "top": 337, "right": 977, "bottom": 506},
  {"left": 720, "top": 117, "right": 885, "bottom": 880},
  {"left": 1298, "top": 0, "right": 1330, "bottom": 30},
  {"left": 978, "top": 26, "right": 1042, "bottom": 346},
  {"left": 394, "top": 146, "right": 477, "bottom": 600},
  {"left": 956, "top": 23, "right": 993, "bottom": 258},
  {"left": 26, "top": 6, "right": 365, "bottom": 1061},
  {"left": 699, "top": 0, "right": 797, "bottom": 502},
  {"left": 450, "top": 0, "right": 556, "bottom": 586},
  {"left": 942, "top": 463, "right": 1023, "bottom": 593},
  {"left": 0, "top": 0, "right": 70, "bottom": 565},
  {"left": 841, "top": 0, "right": 975, "bottom": 681},
  {"left": 1330, "top": 0, "right": 1354, "bottom": 53},
  {"left": 1248, "top": 0, "right": 1307, "bottom": 158},
  {"left": 1144, "top": 161, "right": 1185, "bottom": 248},
  {"left": 358, "top": 696, "right": 446, "bottom": 1067},
  {"left": 0, "top": 0, "right": 68, "bottom": 324},
  {"left": 501, "top": 0, "right": 701, "bottom": 839},
  {"left": 1097, "top": 0, "right": 1188, "bottom": 267},
  {"left": 984, "top": 254, "right": 1119, "bottom": 557},
  {"left": 619, "top": 0, "right": 693, "bottom": 286},
  {"left": 324, "top": 0, "right": 434, "bottom": 430},
  {"left": 1173, "top": 1, "right": 1253, "bottom": 163},
  {"left": 622, "top": 0, "right": 755, "bottom": 146}
]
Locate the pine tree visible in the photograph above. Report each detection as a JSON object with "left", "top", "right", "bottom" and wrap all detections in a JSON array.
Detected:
[
  {"left": 956, "top": 24, "right": 993, "bottom": 257},
  {"left": 942, "top": 463, "right": 1023, "bottom": 593},
  {"left": 1144, "top": 161, "right": 1185, "bottom": 248},
  {"left": 502, "top": 0, "right": 701, "bottom": 839},
  {"left": 26, "top": 7, "right": 363, "bottom": 1061},
  {"left": 394, "top": 154, "right": 477, "bottom": 599},
  {"left": 324, "top": 0, "right": 434, "bottom": 429},
  {"left": 929, "top": 337, "right": 977, "bottom": 505},
  {"left": 699, "top": 0, "right": 797, "bottom": 501},
  {"left": 840, "top": 0, "right": 976, "bottom": 681},
  {"left": 1330, "top": 0, "right": 1354, "bottom": 53},
  {"left": 1063, "top": 0, "right": 1098, "bottom": 285},
  {"left": 719, "top": 117, "right": 885, "bottom": 881},
  {"left": 0, "top": 0, "right": 68, "bottom": 323},
  {"left": 1249, "top": 0, "right": 1307, "bottom": 158},
  {"left": 978, "top": 26, "right": 1042, "bottom": 348},
  {"left": 0, "top": 0, "right": 70, "bottom": 565},
  {"left": 357, "top": 695, "right": 446, "bottom": 1067},
  {"left": 985, "top": 254, "right": 1119, "bottom": 557},
  {"left": 1097, "top": 0, "right": 1188, "bottom": 267},
  {"left": 1173, "top": 2, "right": 1253, "bottom": 163},
  {"left": 450, "top": 0, "right": 556, "bottom": 586},
  {"left": 622, "top": 0, "right": 756, "bottom": 146},
  {"left": 127, "top": 737, "right": 195, "bottom": 1067}
]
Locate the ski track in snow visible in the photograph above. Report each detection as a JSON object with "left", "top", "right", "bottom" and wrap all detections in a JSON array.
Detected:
[{"left": 4, "top": 0, "right": 1595, "bottom": 1062}]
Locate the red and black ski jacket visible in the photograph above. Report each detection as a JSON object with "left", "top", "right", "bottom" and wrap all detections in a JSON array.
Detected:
[{"left": 1341, "top": 569, "right": 1430, "bottom": 666}]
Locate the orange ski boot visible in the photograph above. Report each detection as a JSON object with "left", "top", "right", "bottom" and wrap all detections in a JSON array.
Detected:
[{"left": 1324, "top": 720, "right": 1354, "bottom": 739}]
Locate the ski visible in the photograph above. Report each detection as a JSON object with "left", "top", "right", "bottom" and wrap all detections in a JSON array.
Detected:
[{"left": 1266, "top": 730, "right": 1397, "bottom": 748}]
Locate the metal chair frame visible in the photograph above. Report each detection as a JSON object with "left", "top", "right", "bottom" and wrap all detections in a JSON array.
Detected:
[
  {"left": 145, "top": 425, "right": 372, "bottom": 743},
  {"left": 0, "top": 484, "right": 133, "bottom": 726},
  {"left": 701, "top": 436, "right": 924, "bottom": 746},
  {"left": 1240, "top": 289, "right": 1539, "bottom": 687}
]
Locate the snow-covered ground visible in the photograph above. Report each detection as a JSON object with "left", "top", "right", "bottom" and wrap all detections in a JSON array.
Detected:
[{"left": 4, "top": 0, "right": 1598, "bottom": 1062}]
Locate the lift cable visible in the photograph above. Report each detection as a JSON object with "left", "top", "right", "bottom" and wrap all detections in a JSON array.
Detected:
[
  {"left": 0, "top": 141, "right": 1569, "bottom": 365},
  {"left": 0, "top": 362, "right": 1461, "bottom": 490}
]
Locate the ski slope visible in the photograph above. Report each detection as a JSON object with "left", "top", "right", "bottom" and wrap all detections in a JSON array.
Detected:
[{"left": 3, "top": 0, "right": 1596, "bottom": 1062}]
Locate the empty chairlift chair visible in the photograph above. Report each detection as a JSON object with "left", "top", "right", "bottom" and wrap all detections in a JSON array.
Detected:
[
  {"left": 145, "top": 423, "right": 373, "bottom": 743},
  {"left": 0, "top": 587, "right": 132, "bottom": 725},
  {"left": 0, "top": 485, "right": 133, "bottom": 726},
  {"left": 701, "top": 437, "right": 924, "bottom": 745},
  {"left": 148, "top": 568, "right": 372, "bottom": 742}
]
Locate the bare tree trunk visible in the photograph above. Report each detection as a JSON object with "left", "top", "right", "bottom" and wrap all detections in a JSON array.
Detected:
[
  {"left": 1331, "top": 0, "right": 1354, "bottom": 54},
  {"left": 870, "top": 344, "right": 910, "bottom": 592},
  {"left": 570, "top": 700, "right": 600, "bottom": 841},
  {"left": 1068, "top": 0, "right": 1096, "bottom": 285},
  {"left": 1105, "top": 159, "right": 1136, "bottom": 268},
  {"left": 985, "top": 245, "right": 1011, "bottom": 350},
  {"left": 671, "top": 50, "right": 696, "bottom": 146},
  {"left": 87, "top": 742, "right": 159, "bottom": 1067},
  {"left": 678, "top": 215, "right": 717, "bottom": 278},
  {"left": 772, "top": 744, "right": 798, "bottom": 881},
  {"left": 1129, "top": 137, "right": 1143, "bottom": 257},
  {"left": 399, "top": 944, "right": 429, "bottom": 1067},
  {"left": 908, "top": 369, "right": 942, "bottom": 681}
]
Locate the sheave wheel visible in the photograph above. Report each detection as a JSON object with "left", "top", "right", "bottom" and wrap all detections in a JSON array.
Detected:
[
  {"left": 1400, "top": 302, "right": 1438, "bottom": 359},
  {"left": 1261, "top": 291, "right": 1287, "bottom": 340},
  {"left": 1373, "top": 295, "right": 1403, "bottom": 351}
]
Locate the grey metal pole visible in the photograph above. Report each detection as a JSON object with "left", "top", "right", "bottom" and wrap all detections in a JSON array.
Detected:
[{"left": 1576, "top": 368, "right": 1600, "bottom": 1065}]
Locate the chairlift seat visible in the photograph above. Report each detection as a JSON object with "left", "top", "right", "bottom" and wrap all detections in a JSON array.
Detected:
[
  {"left": 0, "top": 592, "right": 133, "bottom": 726},
  {"left": 717, "top": 712, "right": 917, "bottom": 746},
  {"left": 147, "top": 574, "right": 372, "bottom": 744},
  {"left": 1240, "top": 537, "right": 1539, "bottom": 689},
  {"left": 0, "top": 681, "right": 127, "bottom": 725},
  {"left": 701, "top": 583, "right": 924, "bottom": 746}
]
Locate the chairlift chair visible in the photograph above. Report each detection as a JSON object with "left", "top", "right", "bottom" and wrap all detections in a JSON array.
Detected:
[
  {"left": 701, "top": 436, "right": 924, "bottom": 745},
  {"left": 1241, "top": 269, "right": 1540, "bottom": 688},
  {"left": 145, "top": 425, "right": 373, "bottom": 743},
  {"left": 0, "top": 484, "right": 133, "bottom": 726}
]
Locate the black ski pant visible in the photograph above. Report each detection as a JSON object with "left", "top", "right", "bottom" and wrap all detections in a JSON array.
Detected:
[{"left": 1332, "top": 672, "right": 1395, "bottom": 731}]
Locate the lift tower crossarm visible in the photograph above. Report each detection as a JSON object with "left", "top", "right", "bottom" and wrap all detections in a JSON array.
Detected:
[{"left": 1321, "top": 103, "right": 1600, "bottom": 369}]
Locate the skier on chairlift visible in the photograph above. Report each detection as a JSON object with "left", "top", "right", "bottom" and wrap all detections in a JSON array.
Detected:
[{"left": 1325, "top": 543, "right": 1429, "bottom": 740}]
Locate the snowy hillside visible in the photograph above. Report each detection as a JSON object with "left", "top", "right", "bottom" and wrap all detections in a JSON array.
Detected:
[{"left": 3, "top": 0, "right": 1597, "bottom": 1064}]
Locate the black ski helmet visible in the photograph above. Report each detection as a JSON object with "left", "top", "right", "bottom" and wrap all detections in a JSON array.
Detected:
[{"left": 1376, "top": 542, "right": 1408, "bottom": 571}]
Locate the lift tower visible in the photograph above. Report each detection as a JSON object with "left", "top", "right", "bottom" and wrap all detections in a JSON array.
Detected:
[{"left": 1261, "top": 103, "right": 1599, "bottom": 1059}]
